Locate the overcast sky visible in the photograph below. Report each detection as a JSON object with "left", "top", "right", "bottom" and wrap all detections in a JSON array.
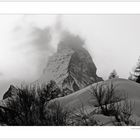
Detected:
[{"left": 0, "top": 15, "right": 140, "bottom": 98}]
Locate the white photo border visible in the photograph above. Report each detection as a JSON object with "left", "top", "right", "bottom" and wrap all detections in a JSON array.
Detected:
[{"left": 0, "top": 2, "right": 139, "bottom": 139}]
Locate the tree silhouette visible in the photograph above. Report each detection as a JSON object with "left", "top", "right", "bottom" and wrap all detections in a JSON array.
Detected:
[
  {"left": 108, "top": 69, "right": 119, "bottom": 79},
  {"left": 130, "top": 56, "right": 140, "bottom": 83}
]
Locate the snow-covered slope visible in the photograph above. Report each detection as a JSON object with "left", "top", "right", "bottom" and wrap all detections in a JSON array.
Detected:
[{"left": 47, "top": 78, "right": 140, "bottom": 116}]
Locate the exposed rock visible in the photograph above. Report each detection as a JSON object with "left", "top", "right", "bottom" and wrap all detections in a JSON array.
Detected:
[
  {"left": 3, "top": 85, "right": 19, "bottom": 100},
  {"left": 37, "top": 33, "right": 102, "bottom": 94},
  {"left": 93, "top": 114, "right": 115, "bottom": 126}
]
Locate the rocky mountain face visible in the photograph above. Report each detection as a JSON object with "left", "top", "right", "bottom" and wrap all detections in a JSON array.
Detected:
[
  {"left": 37, "top": 33, "right": 102, "bottom": 94},
  {"left": 3, "top": 85, "right": 19, "bottom": 100},
  {"left": 0, "top": 85, "right": 19, "bottom": 107}
]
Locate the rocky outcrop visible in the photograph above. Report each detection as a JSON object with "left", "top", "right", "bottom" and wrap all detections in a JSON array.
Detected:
[
  {"left": 0, "top": 85, "right": 19, "bottom": 108},
  {"left": 37, "top": 33, "right": 102, "bottom": 94},
  {"left": 3, "top": 85, "right": 19, "bottom": 100}
]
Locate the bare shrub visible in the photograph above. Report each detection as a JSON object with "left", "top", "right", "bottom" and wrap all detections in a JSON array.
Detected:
[
  {"left": 71, "top": 111, "right": 98, "bottom": 126},
  {"left": 45, "top": 101, "right": 70, "bottom": 126},
  {"left": 91, "top": 82, "right": 135, "bottom": 126},
  {"left": 0, "top": 81, "right": 67, "bottom": 126},
  {"left": 1, "top": 87, "right": 46, "bottom": 126},
  {"left": 91, "top": 83, "right": 122, "bottom": 115},
  {"left": 112, "top": 100, "right": 135, "bottom": 126}
]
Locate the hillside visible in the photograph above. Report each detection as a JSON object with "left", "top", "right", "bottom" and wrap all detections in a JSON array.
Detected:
[{"left": 47, "top": 78, "right": 140, "bottom": 117}]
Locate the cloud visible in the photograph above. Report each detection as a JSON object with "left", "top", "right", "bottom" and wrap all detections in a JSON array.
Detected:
[
  {"left": 11, "top": 16, "right": 60, "bottom": 81},
  {"left": 31, "top": 27, "right": 52, "bottom": 53},
  {"left": 58, "top": 30, "right": 85, "bottom": 50},
  {"left": 0, "top": 15, "right": 88, "bottom": 87}
]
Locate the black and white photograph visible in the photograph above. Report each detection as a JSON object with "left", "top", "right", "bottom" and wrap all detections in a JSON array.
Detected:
[{"left": 0, "top": 15, "right": 140, "bottom": 126}]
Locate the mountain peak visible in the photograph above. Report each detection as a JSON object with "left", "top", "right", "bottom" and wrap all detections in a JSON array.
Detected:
[
  {"left": 3, "top": 85, "right": 18, "bottom": 100},
  {"left": 37, "top": 33, "right": 103, "bottom": 94}
]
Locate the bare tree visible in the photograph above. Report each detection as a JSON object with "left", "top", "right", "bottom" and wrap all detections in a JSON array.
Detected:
[
  {"left": 0, "top": 81, "right": 67, "bottom": 126},
  {"left": 91, "top": 82, "right": 134, "bottom": 126}
]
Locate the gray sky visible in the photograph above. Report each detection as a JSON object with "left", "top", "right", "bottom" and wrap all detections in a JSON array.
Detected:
[{"left": 0, "top": 15, "right": 140, "bottom": 98}]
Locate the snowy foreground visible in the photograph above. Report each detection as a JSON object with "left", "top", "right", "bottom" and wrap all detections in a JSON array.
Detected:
[{"left": 47, "top": 78, "right": 140, "bottom": 126}]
